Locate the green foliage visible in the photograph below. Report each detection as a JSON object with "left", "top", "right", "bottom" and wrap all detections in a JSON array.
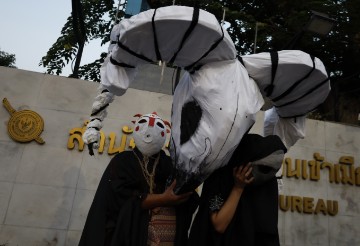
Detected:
[
  {"left": 0, "top": 49, "right": 16, "bottom": 68},
  {"left": 77, "top": 52, "right": 107, "bottom": 81},
  {"left": 40, "top": 0, "right": 118, "bottom": 78}
]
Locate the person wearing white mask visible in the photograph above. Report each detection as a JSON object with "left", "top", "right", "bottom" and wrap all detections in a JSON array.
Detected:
[{"left": 79, "top": 113, "right": 198, "bottom": 246}]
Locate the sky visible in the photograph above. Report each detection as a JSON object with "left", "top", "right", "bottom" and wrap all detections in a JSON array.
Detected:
[{"left": 0, "top": 0, "right": 106, "bottom": 77}]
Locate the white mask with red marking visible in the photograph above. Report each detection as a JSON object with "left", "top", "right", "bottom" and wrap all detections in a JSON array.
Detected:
[{"left": 133, "top": 113, "right": 168, "bottom": 156}]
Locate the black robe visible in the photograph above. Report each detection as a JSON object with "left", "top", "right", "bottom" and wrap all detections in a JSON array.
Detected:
[
  {"left": 79, "top": 149, "right": 197, "bottom": 246},
  {"left": 188, "top": 134, "right": 287, "bottom": 246}
]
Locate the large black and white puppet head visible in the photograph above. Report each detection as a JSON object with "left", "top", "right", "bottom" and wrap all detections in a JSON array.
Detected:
[{"left": 170, "top": 59, "right": 264, "bottom": 194}]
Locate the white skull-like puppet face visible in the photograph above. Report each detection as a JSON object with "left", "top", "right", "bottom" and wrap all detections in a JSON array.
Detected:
[
  {"left": 133, "top": 113, "right": 168, "bottom": 156},
  {"left": 170, "top": 60, "right": 264, "bottom": 194}
]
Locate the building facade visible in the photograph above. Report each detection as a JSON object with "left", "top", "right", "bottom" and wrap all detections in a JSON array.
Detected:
[{"left": 0, "top": 67, "right": 359, "bottom": 245}]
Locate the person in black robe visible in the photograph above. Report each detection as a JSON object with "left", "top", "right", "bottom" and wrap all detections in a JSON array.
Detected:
[
  {"left": 188, "top": 133, "right": 287, "bottom": 246},
  {"left": 79, "top": 113, "right": 198, "bottom": 246}
]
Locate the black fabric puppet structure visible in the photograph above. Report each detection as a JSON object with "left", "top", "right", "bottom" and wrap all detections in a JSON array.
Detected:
[
  {"left": 79, "top": 148, "right": 197, "bottom": 246},
  {"left": 188, "top": 133, "right": 287, "bottom": 246}
]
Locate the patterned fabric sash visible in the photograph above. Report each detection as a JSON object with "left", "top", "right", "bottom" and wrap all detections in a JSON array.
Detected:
[{"left": 147, "top": 207, "right": 177, "bottom": 246}]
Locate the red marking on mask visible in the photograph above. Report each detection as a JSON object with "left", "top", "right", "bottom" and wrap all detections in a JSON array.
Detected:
[
  {"left": 148, "top": 117, "right": 155, "bottom": 127},
  {"left": 135, "top": 126, "right": 139, "bottom": 131},
  {"left": 161, "top": 131, "right": 164, "bottom": 137}
]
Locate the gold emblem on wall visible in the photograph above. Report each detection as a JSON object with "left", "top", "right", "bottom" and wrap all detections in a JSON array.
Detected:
[{"left": 2, "top": 98, "right": 45, "bottom": 144}]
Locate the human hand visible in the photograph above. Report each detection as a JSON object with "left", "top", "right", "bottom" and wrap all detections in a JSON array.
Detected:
[
  {"left": 162, "top": 179, "right": 193, "bottom": 205},
  {"left": 233, "top": 163, "right": 254, "bottom": 189}
]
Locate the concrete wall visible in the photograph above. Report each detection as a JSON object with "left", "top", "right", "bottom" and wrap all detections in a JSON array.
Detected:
[{"left": 0, "top": 66, "right": 359, "bottom": 245}]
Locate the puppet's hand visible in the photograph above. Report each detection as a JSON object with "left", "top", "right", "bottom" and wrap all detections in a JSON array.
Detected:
[
  {"left": 233, "top": 163, "right": 254, "bottom": 189},
  {"left": 82, "top": 123, "right": 101, "bottom": 156}
]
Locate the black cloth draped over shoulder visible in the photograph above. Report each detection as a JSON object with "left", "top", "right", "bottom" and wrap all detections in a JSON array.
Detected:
[
  {"left": 78, "top": 148, "right": 198, "bottom": 246},
  {"left": 188, "top": 134, "right": 287, "bottom": 246}
]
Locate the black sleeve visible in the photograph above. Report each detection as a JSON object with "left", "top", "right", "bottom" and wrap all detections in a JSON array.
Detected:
[
  {"left": 108, "top": 151, "right": 148, "bottom": 202},
  {"left": 202, "top": 166, "right": 232, "bottom": 212},
  {"left": 79, "top": 151, "right": 149, "bottom": 246}
]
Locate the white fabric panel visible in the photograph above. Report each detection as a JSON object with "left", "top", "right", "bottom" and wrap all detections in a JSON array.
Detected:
[
  {"left": 112, "top": 5, "right": 236, "bottom": 67},
  {"left": 263, "top": 107, "right": 280, "bottom": 137},
  {"left": 108, "top": 24, "right": 121, "bottom": 52},
  {"left": 241, "top": 50, "right": 330, "bottom": 118},
  {"left": 100, "top": 55, "right": 138, "bottom": 96},
  {"left": 263, "top": 107, "right": 306, "bottom": 149},
  {"left": 170, "top": 59, "right": 264, "bottom": 186}
]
